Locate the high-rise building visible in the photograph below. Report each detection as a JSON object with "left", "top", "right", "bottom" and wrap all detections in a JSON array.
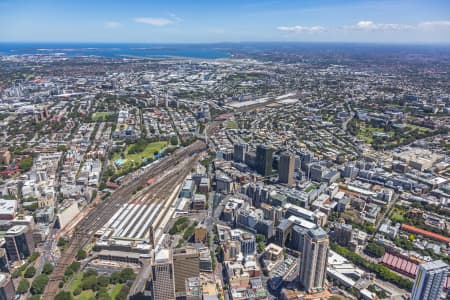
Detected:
[
  {"left": 233, "top": 143, "right": 248, "bottom": 163},
  {"left": 151, "top": 249, "right": 176, "bottom": 300},
  {"left": 411, "top": 260, "right": 448, "bottom": 300},
  {"left": 0, "top": 249, "right": 8, "bottom": 273},
  {"left": 0, "top": 273, "right": 15, "bottom": 300},
  {"left": 240, "top": 233, "right": 256, "bottom": 256},
  {"left": 299, "top": 227, "right": 329, "bottom": 292},
  {"left": 343, "top": 164, "right": 358, "bottom": 179},
  {"left": 173, "top": 246, "right": 200, "bottom": 295},
  {"left": 256, "top": 145, "right": 274, "bottom": 176},
  {"left": 309, "top": 164, "right": 325, "bottom": 182},
  {"left": 290, "top": 225, "right": 308, "bottom": 251},
  {"left": 279, "top": 152, "right": 295, "bottom": 185},
  {"left": 331, "top": 222, "right": 353, "bottom": 247},
  {"left": 4, "top": 225, "right": 34, "bottom": 262}
]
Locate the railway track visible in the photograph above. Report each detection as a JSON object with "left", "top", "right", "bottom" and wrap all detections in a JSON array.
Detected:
[{"left": 42, "top": 141, "right": 205, "bottom": 299}]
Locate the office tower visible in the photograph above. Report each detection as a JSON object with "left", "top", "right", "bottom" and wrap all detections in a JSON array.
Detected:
[
  {"left": 343, "top": 164, "right": 358, "bottom": 179},
  {"left": 255, "top": 145, "right": 274, "bottom": 176},
  {"left": 199, "top": 247, "right": 213, "bottom": 272},
  {"left": 279, "top": 152, "right": 295, "bottom": 185},
  {"left": 4, "top": 225, "right": 34, "bottom": 262},
  {"left": 331, "top": 222, "right": 353, "bottom": 247},
  {"left": 290, "top": 225, "right": 308, "bottom": 251},
  {"left": 0, "top": 249, "right": 8, "bottom": 273},
  {"left": 299, "top": 227, "right": 329, "bottom": 292},
  {"left": 240, "top": 233, "right": 256, "bottom": 256},
  {"left": 411, "top": 260, "right": 448, "bottom": 300},
  {"left": 309, "top": 164, "right": 325, "bottom": 182},
  {"left": 0, "top": 273, "right": 15, "bottom": 300},
  {"left": 233, "top": 143, "right": 247, "bottom": 163},
  {"left": 256, "top": 219, "right": 274, "bottom": 240},
  {"left": 172, "top": 246, "right": 200, "bottom": 295},
  {"left": 299, "top": 151, "right": 313, "bottom": 172},
  {"left": 275, "top": 219, "right": 293, "bottom": 247},
  {"left": 151, "top": 249, "right": 176, "bottom": 300}
]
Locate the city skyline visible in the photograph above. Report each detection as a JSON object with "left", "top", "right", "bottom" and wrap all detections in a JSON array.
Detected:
[{"left": 0, "top": 0, "right": 450, "bottom": 44}]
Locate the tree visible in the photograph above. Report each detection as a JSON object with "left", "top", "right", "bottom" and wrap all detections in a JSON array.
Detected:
[
  {"left": 119, "top": 268, "right": 136, "bottom": 283},
  {"left": 31, "top": 274, "right": 49, "bottom": 294},
  {"left": 97, "top": 275, "right": 110, "bottom": 287},
  {"left": 110, "top": 271, "right": 121, "bottom": 284},
  {"left": 73, "top": 287, "right": 82, "bottom": 296},
  {"left": 364, "top": 242, "right": 385, "bottom": 258},
  {"left": 17, "top": 279, "right": 30, "bottom": 294},
  {"left": 55, "top": 291, "right": 73, "bottom": 300},
  {"left": 57, "top": 145, "right": 68, "bottom": 152},
  {"left": 81, "top": 275, "right": 98, "bottom": 291},
  {"left": 256, "top": 234, "right": 265, "bottom": 243},
  {"left": 20, "top": 157, "right": 33, "bottom": 171},
  {"left": 96, "top": 287, "right": 111, "bottom": 300},
  {"left": 76, "top": 249, "right": 87, "bottom": 260},
  {"left": 83, "top": 269, "right": 98, "bottom": 278},
  {"left": 115, "top": 285, "right": 130, "bottom": 300},
  {"left": 57, "top": 237, "right": 68, "bottom": 247},
  {"left": 27, "top": 252, "right": 40, "bottom": 263},
  {"left": 24, "top": 266, "right": 37, "bottom": 278},
  {"left": 170, "top": 136, "right": 178, "bottom": 145},
  {"left": 42, "top": 263, "right": 54, "bottom": 275}
]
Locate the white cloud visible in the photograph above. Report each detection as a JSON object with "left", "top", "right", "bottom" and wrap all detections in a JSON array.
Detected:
[
  {"left": 352, "top": 20, "right": 414, "bottom": 31},
  {"left": 134, "top": 15, "right": 183, "bottom": 27},
  {"left": 276, "top": 20, "right": 450, "bottom": 36},
  {"left": 276, "top": 25, "right": 325, "bottom": 33},
  {"left": 104, "top": 21, "right": 121, "bottom": 29},
  {"left": 418, "top": 20, "right": 450, "bottom": 30},
  {"left": 134, "top": 17, "right": 174, "bottom": 26},
  {"left": 168, "top": 13, "right": 183, "bottom": 23}
]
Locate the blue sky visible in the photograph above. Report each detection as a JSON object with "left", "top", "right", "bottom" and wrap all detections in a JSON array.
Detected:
[{"left": 0, "top": 0, "right": 449, "bottom": 43}]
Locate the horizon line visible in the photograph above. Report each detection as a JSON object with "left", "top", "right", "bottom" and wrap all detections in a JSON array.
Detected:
[{"left": 1, "top": 40, "right": 450, "bottom": 47}]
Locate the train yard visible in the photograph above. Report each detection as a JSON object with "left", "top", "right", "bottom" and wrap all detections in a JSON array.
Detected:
[{"left": 41, "top": 140, "right": 205, "bottom": 299}]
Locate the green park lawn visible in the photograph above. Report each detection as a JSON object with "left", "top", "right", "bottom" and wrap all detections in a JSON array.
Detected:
[
  {"left": 112, "top": 141, "right": 167, "bottom": 171},
  {"left": 358, "top": 124, "right": 393, "bottom": 144},
  {"left": 69, "top": 272, "right": 124, "bottom": 300},
  {"left": 226, "top": 120, "right": 238, "bottom": 129},
  {"left": 92, "top": 112, "right": 111, "bottom": 121},
  {"left": 109, "top": 283, "right": 125, "bottom": 298}
]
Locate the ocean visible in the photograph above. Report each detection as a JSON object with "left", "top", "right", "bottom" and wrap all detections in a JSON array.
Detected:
[{"left": 0, "top": 43, "right": 231, "bottom": 59}]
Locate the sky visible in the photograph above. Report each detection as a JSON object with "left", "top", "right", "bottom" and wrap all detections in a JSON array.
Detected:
[{"left": 0, "top": 0, "right": 450, "bottom": 44}]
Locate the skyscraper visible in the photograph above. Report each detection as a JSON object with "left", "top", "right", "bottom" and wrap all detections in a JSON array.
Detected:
[
  {"left": 233, "top": 143, "right": 248, "bottom": 163},
  {"left": 173, "top": 246, "right": 200, "bottom": 296},
  {"left": 331, "top": 222, "right": 353, "bottom": 247},
  {"left": 0, "top": 273, "right": 15, "bottom": 300},
  {"left": 151, "top": 249, "right": 176, "bottom": 300},
  {"left": 256, "top": 144, "right": 274, "bottom": 176},
  {"left": 279, "top": 152, "right": 295, "bottom": 185},
  {"left": 4, "top": 225, "right": 34, "bottom": 262},
  {"left": 240, "top": 233, "right": 256, "bottom": 256},
  {"left": 299, "top": 227, "right": 329, "bottom": 292},
  {"left": 411, "top": 260, "right": 448, "bottom": 300}
]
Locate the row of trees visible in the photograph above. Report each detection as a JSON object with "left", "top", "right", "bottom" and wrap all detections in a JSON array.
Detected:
[
  {"left": 364, "top": 242, "right": 386, "bottom": 258},
  {"left": 331, "top": 243, "right": 413, "bottom": 290}
]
